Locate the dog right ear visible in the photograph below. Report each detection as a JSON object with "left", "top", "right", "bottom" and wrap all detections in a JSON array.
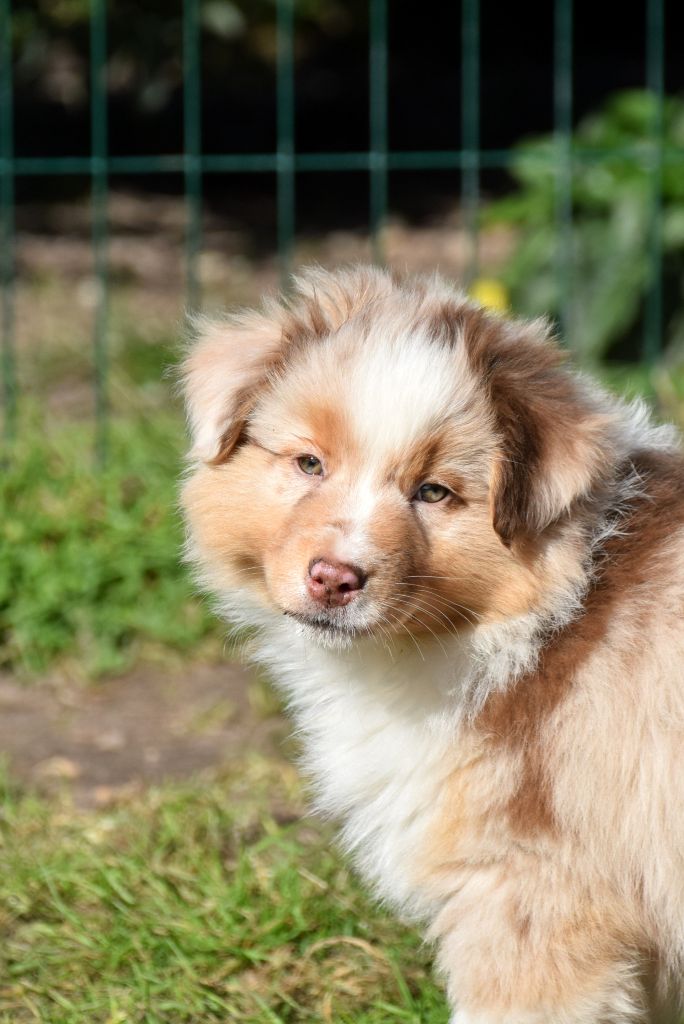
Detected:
[{"left": 181, "top": 311, "right": 285, "bottom": 463}]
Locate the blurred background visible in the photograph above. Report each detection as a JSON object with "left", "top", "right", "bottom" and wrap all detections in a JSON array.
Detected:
[{"left": 1, "top": 2, "right": 684, "bottom": 1021}]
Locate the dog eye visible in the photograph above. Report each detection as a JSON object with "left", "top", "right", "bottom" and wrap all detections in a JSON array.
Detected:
[
  {"left": 415, "top": 483, "right": 450, "bottom": 503},
  {"left": 297, "top": 455, "right": 323, "bottom": 476}
]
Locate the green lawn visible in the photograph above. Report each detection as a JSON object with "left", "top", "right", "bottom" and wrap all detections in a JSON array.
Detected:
[
  {"left": 0, "top": 411, "right": 224, "bottom": 679},
  {"left": 0, "top": 758, "right": 447, "bottom": 1024}
]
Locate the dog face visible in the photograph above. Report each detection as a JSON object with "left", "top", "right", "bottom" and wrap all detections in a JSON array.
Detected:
[{"left": 182, "top": 268, "right": 611, "bottom": 646}]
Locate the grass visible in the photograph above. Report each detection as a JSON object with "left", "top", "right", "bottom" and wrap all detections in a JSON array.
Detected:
[
  {"left": 0, "top": 758, "right": 448, "bottom": 1024},
  {"left": 0, "top": 325, "right": 231, "bottom": 679},
  {"left": 0, "top": 411, "right": 224, "bottom": 678}
]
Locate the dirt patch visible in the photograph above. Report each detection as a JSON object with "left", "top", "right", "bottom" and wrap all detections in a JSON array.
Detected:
[
  {"left": 13, "top": 191, "right": 514, "bottom": 351},
  {"left": 0, "top": 661, "right": 288, "bottom": 808}
]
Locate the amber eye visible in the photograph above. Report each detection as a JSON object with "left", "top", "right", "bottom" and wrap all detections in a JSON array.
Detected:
[
  {"left": 415, "top": 482, "right": 450, "bottom": 503},
  {"left": 297, "top": 455, "right": 323, "bottom": 476}
]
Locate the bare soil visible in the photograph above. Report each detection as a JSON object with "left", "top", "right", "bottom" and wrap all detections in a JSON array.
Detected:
[
  {"left": 13, "top": 191, "right": 514, "bottom": 352},
  {"left": 0, "top": 661, "right": 287, "bottom": 808}
]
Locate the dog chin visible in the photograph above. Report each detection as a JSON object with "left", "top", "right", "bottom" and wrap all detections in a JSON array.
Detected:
[{"left": 284, "top": 609, "right": 371, "bottom": 649}]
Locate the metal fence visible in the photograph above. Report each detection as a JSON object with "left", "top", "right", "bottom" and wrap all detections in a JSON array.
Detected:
[{"left": 0, "top": 0, "right": 670, "bottom": 455}]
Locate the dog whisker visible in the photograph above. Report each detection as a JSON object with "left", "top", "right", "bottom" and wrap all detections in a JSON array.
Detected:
[
  {"left": 382, "top": 606, "right": 427, "bottom": 661},
  {"left": 395, "top": 591, "right": 463, "bottom": 638},
  {"left": 403, "top": 591, "right": 483, "bottom": 621},
  {"left": 384, "top": 597, "right": 451, "bottom": 657},
  {"left": 371, "top": 611, "right": 398, "bottom": 660},
  {"left": 397, "top": 582, "right": 483, "bottom": 624}
]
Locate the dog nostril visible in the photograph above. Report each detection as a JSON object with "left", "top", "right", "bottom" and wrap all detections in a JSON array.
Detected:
[{"left": 307, "top": 559, "right": 367, "bottom": 602}]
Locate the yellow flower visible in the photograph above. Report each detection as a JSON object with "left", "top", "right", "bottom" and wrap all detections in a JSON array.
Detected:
[{"left": 469, "top": 277, "right": 509, "bottom": 314}]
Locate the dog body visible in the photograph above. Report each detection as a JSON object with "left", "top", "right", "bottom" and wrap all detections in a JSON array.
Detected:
[{"left": 181, "top": 267, "right": 684, "bottom": 1023}]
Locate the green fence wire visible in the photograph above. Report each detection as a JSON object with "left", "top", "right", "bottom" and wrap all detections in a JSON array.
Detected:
[
  {"left": 0, "top": 0, "right": 15, "bottom": 444},
  {"left": 461, "top": 0, "right": 479, "bottom": 285},
  {"left": 91, "top": 0, "right": 108, "bottom": 463},
  {"left": 184, "top": 0, "right": 202, "bottom": 314},
  {"left": 0, "top": 0, "right": 674, "bottom": 452},
  {"left": 554, "top": 0, "right": 573, "bottom": 341},
  {"left": 644, "top": 0, "right": 665, "bottom": 365}
]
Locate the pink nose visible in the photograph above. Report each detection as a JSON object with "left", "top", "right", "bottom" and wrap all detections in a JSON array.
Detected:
[{"left": 306, "top": 559, "right": 366, "bottom": 607}]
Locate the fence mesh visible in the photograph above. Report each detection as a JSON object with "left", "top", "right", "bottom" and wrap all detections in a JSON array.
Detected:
[{"left": 0, "top": 0, "right": 673, "bottom": 454}]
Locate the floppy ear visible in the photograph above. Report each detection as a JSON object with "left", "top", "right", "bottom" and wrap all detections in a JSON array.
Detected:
[
  {"left": 181, "top": 310, "right": 286, "bottom": 462},
  {"left": 181, "top": 267, "right": 396, "bottom": 464},
  {"left": 463, "top": 310, "right": 615, "bottom": 545}
]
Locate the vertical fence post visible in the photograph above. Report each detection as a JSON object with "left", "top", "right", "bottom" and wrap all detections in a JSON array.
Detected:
[
  {"left": 461, "top": 0, "right": 480, "bottom": 286},
  {"left": 644, "top": 0, "right": 664, "bottom": 363},
  {"left": 369, "top": 0, "right": 388, "bottom": 265},
  {"left": 554, "top": 0, "right": 573, "bottom": 348},
  {"left": 0, "top": 0, "right": 16, "bottom": 443},
  {"left": 184, "top": 0, "right": 202, "bottom": 312},
  {"left": 91, "top": 0, "right": 109, "bottom": 462},
  {"left": 276, "top": 0, "right": 295, "bottom": 284}
]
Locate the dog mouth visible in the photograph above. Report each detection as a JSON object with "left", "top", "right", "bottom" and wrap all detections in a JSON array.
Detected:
[
  {"left": 285, "top": 609, "right": 363, "bottom": 635},
  {"left": 283, "top": 608, "right": 381, "bottom": 645}
]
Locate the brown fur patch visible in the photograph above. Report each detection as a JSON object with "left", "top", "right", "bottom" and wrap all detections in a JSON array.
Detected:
[
  {"left": 295, "top": 401, "right": 355, "bottom": 465},
  {"left": 477, "top": 450, "right": 684, "bottom": 837},
  {"left": 390, "top": 431, "right": 467, "bottom": 501}
]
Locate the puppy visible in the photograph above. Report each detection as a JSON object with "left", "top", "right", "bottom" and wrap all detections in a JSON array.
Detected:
[{"left": 181, "top": 266, "right": 684, "bottom": 1023}]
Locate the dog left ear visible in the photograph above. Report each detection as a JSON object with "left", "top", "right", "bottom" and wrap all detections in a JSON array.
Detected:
[{"left": 464, "top": 310, "right": 615, "bottom": 545}]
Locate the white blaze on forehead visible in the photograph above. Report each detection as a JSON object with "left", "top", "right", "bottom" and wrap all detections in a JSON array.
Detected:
[{"left": 343, "top": 327, "right": 475, "bottom": 459}]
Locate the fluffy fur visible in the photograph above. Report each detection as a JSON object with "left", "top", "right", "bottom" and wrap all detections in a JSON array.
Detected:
[{"left": 180, "top": 266, "right": 684, "bottom": 1023}]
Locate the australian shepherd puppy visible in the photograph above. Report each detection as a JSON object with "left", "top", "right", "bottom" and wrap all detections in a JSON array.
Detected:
[{"left": 181, "top": 266, "right": 684, "bottom": 1023}]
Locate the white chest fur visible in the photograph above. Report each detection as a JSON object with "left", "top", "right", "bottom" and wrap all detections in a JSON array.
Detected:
[{"left": 254, "top": 625, "right": 468, "bottom": 918}]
